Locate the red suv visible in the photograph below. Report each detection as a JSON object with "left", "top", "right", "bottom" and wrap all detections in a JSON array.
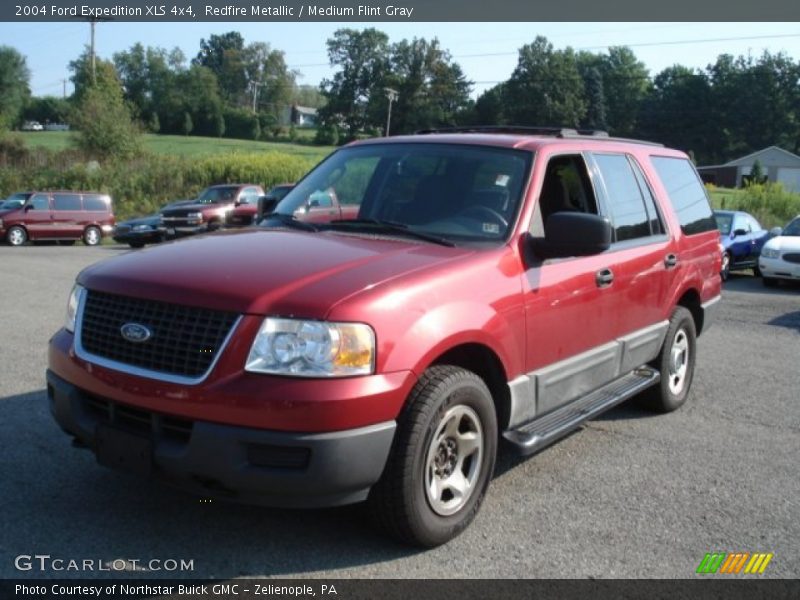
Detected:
[
  {"left": 160, "top": 184, "right": 264, "bottom": 236},
  {"left": 47, "top": 128, "right": 721, "bottom": 546},
  {"left": 1, "top": 191, "right": 114, "bottom": 246}
]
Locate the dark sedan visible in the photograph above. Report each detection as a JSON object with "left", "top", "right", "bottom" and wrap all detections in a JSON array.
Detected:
[{"left": 112, "top": 215, "right": 167, "bottom": 248}]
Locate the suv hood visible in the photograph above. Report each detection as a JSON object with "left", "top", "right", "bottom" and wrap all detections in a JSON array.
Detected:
[{"left": 78, "top": 229, "right": 473, "bottom": 316}]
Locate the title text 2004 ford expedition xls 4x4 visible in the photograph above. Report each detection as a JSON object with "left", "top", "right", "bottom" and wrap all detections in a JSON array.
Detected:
[{"left": 48, "top": 127, "right": 721, "bottom": 547}]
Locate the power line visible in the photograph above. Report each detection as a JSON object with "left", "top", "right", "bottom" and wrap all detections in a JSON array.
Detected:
[{"left": 286, "top": 32, "right": 800, "bottom": 69}]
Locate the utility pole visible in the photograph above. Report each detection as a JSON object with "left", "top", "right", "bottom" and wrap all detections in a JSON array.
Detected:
[
  {"left": 384, "top": 87, "right": 398, "bottom": 137},
  {"left": 62, "top": 79, "right": 67, "bottom": 98},
  {"left": 90, "top": 18, "right": 96, "bottom": 84}
]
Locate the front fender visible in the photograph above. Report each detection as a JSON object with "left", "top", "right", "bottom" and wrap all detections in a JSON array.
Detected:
[{"left": 381, "top": 300, "right": 525, "bottom": 379}]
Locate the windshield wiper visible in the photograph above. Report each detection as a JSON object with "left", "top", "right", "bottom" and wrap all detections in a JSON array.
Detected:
[
  {"left": 263, "top": 213, "right": 320, "bottom": 232},
  {"left": 328, "top": 218, "right": 456, "bottom": 247}
]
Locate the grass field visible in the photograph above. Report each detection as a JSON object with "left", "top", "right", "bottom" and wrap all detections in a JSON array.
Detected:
[{"left": 17, "top": 131, "right": 334, "bottom": 162}]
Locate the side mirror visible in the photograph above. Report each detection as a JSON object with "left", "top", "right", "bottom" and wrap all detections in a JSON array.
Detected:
[
  {"left": 256, "top": 196, "right": 278, "bottom": 221},
  {"left": 24, "top": 204, "right": 33, "bottom": 212},
  {"left": 733, "top": 228, "right": 748, "bottom": 237},
  {"left": 532, "top": 212, "right": 612, "bottom": 259}
]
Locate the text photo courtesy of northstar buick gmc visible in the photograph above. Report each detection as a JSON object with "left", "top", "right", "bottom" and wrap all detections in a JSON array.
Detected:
[{"left": 47, "top": 127, "right": 721, "bottom": 547}]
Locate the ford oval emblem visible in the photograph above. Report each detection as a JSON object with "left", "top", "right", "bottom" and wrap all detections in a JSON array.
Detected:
[{"left": 120, "top": 322, "right": 152, "bottom": 343}]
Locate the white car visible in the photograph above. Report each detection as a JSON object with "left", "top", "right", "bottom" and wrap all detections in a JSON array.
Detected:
[
  {"left": 21, "top": 121, "right": 43, "bottom": 131},
  {"left": 759, "top": 216, "right": 800, "bottom": 287}
]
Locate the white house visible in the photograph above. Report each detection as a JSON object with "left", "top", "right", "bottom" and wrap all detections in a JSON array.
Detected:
[{"left": 697, "top": 146, "right": 800, "bottom": 192}]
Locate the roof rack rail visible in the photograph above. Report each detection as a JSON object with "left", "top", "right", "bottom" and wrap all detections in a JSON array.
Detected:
[{"left": 414, "top": 125, "right": 663, "bottom": 146}]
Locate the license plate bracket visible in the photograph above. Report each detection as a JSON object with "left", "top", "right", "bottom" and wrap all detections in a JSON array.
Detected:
[{"left": 95, "top": 425, "right": 153, "bottom": 476}]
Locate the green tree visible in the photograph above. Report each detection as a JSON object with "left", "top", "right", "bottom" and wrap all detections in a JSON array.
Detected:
[
  {"left": 638, "top": 66, "right": 714, "bottom": 162},
  {"left": 242, "top": 42, "right": 295, "bottom": 119},
  {"left": 69, "top": 50, "right": 141, "bottom": 159},
  {"left": 472, "top": 84, "right": 507, "bottom": 124},
  {"left": 504, "top": 36, "right": 586, "bottom": 127},
  {"left": 0, "top": 46, "right": 31, "bottom": 130},
  {"left": 582, "top": 67, "right": 608, "bottom": 131},
  {"left": 23, "top": 96, "right": 71, "bottom": 125},
  {"left": 597, "top": 47, "right": 649, "bottom": 137},
  {"left": 383, "top": 38, "right": 472, "bottom": 134},
  {"left": 182, "top": 112, "right": 193, "bottom": 136},
  {"left": 193, "top": 32, "right": 247, "bottom": 104},
  {"left": 317, "top": 28, "right": 390, "bottom": 140}
]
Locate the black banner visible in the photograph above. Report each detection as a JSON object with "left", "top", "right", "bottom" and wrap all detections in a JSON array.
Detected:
[
  {"left": 3, "top": 0, "right": 800, "bottom": 22},
  {"left": 3, "top": 579, "right": 800, "bottom": 600}
]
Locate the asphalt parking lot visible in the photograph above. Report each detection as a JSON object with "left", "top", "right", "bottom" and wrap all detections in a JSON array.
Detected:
[{"left": 0, "top": 244, "right": 798, "bottom": 579}]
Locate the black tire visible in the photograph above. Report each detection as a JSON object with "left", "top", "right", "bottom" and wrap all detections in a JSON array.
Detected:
[
  {"left": 720, "top": 252, "right": 731, "bottom": 281},
  {"left": 762, "top": 277, "right": 779, "bottom": 288},
  {"left": 753, "top": 265, "right": 761, "bottom": 277},
  {"left": 639, "top": 306, "right": 697, "bottom": 413},
  {"left": 368, "top": 365, "right": 498, "bottom": 547},
  {"left": 83, "top": 226, "right": 102, "bottom": 246},
  {"left": 6, "top": 225, "right": 27, "bottom": 246}
]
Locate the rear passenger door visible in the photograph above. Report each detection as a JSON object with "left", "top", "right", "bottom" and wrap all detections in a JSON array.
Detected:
[
  {"left": 51, "top": 193, "right": 84, "bottom": 238},
  {"left": 589, "top": 152, "right": 675, "bottom": 335}
]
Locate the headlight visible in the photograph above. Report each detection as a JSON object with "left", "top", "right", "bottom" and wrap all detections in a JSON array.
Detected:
[
  {"left": 761, "top": 247, "right": 780, "bottom": 259},
  {"left": 246, "top": 318, "right": 375, "bottom": 377},
  {"left": 65, "top": 284, "right": 84, "bottom": 333},
  {"left": 132, "top": 224, "right": 154, "bottom": 232}
]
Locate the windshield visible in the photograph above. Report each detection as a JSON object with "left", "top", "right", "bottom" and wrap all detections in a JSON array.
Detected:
[
  {"left": 1, "top": 193, "right": 29, "bottom": 210},
  {"left": 783, "top": 217, "right": 800, "bottom": 236},
  {"left": 267, "top": 143, "right": 532, "bottom": 244},
  {"left": 197, "top": 186, "right": 239, "bottom": 204},
  {"left": 714, "top": 213, "right": 733, "bottom": 236}
]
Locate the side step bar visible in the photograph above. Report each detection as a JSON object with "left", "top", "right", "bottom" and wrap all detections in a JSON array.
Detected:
[{"left": 503, "top": 367, "right": 660, "bottom": 456}]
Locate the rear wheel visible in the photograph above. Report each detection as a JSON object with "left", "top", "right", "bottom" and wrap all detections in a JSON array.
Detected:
[
  {"left": 368, "top": 365, "right": 497, "bottom": 547},
  {"left": 83, "top": 226, "right": 101, "bottom": 246},
  {"left": 639, "top": 306, "right": 697, "bottom": 413},
  {"left": 7, "top": 226, "right": 28, "bottom": 246}
]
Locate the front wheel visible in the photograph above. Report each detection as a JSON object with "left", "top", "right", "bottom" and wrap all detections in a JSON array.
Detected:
[
  {"left": 7, "top": 226, "right": 28, "bottom": 246},
  {"left": 83, "top": 226, "right": 101, "bottom": 246},
  {"left": 368, "top": 365, "right": 497, "bottom": 547},
  {"left": 639, "top": 306, "right": 697, "bottom": 413}
]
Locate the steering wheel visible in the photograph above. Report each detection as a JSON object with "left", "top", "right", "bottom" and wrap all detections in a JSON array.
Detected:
[{"left": 459, "top": 205, "right": 509, "bottom": 229}]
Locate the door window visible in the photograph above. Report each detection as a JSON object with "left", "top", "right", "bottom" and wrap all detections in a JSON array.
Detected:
[
  {"left": 593, "top": 154, "right": 651, "bottom": 242},
  {"left": 53, "top": 193, "right": 82, "bottom": 211},
  {"left": 27, "top": 194, "right": 49, "bottom": 210}
]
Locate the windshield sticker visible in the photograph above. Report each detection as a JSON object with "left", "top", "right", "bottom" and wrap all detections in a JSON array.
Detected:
[
  {"left": 495, "top": 174, "right": 510, "bottom": 187},
  {"left": 482, "top": 222, "right": 500, "bottom": 234}
]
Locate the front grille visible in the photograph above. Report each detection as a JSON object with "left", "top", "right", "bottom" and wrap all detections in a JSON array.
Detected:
[
  {"left": 80, "top": 290, "right": 239, "bottom": 379},
  {"left": 86, "top": 396, "right": 193, "bottom": 443},
  {"left": 782, "top": 253, "right": 800, "bottom": 264}
]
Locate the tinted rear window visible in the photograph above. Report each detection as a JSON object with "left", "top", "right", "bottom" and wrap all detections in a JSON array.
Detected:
[
  {"left": 83, "top": 195, "right": 109, "bottom": 211},
  {"left": 53, "top": 193, "right": 82, "bottom": 211},
  {"left": 650, "top": 157, "right": 716, "bottom": 235}
]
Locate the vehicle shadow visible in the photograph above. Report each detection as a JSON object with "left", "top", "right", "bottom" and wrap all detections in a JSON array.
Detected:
[
  {"left": 0, "top": 390, "right": 421, "bottom": 580},
  {"left": 769, "top": 310, "right": 800, "bottom": 332},
  {"left": 723, "top": 273, "right": 800, "bottom": 295}
]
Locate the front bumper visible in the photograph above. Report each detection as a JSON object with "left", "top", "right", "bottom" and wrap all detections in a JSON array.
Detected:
[
  {"left": 47, "top": 369, "right": 397, "bottom": 507},
  {"left": 113, "top": 228, "right": 167, "bottom": 245},
  {"left": 759, "top": 257, "right": 800, "bottom": 281}
]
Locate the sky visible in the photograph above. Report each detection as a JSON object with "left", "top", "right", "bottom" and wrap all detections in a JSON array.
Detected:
[{"left": 2, "top": 21, "right": 800, "bottom": 99}]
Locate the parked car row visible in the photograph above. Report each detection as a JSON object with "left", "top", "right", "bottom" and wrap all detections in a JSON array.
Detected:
[{"left": 712, "top": 209, "right": 800, "bottom": 288}]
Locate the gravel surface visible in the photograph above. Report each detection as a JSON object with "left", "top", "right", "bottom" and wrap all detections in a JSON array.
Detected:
[{"left": 0, "top": 244, "right": 797, "bottom": 579}]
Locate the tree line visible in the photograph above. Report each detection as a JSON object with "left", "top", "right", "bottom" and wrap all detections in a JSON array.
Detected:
[{"left": 2, "top": 30, "right": 800, "bottom": 165}]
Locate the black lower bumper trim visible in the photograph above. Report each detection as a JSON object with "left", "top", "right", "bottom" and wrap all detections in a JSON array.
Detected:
[{"left": 46, "top": 369, "right": 396, "bottom": 508}]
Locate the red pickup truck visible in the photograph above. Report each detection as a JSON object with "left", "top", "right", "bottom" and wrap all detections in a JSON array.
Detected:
[{"left": 48, "top": 127, "right": 721, "bottom": 547}]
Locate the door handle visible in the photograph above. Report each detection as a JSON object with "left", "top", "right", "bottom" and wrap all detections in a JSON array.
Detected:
[
  {"left": 596, "top": 268, "right": 614, "bottom": 287},
  {"left": 664, "top": 253, "right": 678, "bottom": 268}
]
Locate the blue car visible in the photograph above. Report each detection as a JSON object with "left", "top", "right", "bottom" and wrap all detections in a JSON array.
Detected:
[{"left": 714, "top": 210, "right": 769, "bottom": 280}]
